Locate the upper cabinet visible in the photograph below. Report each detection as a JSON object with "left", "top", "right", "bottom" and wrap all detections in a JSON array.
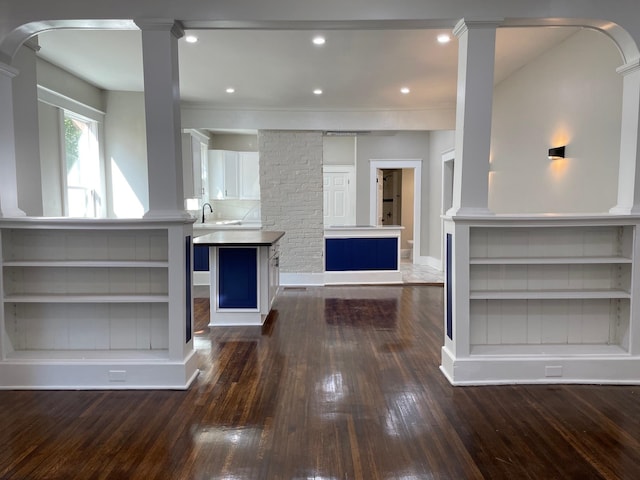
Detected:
[
  {"left": 182, "top": 130, "right": 210, "bottom": 201},
  {"left": 208, "top": 150, "right": 260, "bottom": 200}
]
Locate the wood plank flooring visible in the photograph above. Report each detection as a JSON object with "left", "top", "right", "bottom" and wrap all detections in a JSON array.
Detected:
[{"left": 1, "top": 285, "right": 640, "bottom": 479}]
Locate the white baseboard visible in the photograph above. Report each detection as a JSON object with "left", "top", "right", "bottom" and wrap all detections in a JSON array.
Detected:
[
  {"left": 280, "top": 272, "right": 325, "bottom": 286},
  {"left": 324, "top": 270, "right": 403, "bottom": 285},
  {"left": 414, "top": 255, "right": 442, "bottom": 271}
]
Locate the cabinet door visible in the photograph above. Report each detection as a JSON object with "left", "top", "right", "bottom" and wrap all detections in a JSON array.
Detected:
[
  {"left": 223, "top": 151, "right": 239, "bottom": 198},
  {"left": 208, "top": 150, "right": 225, "bottom": 200},
  {"left": 192, "top": 137, "right": 203, "bottom": 199},
  {"left": 182, "top": 133, "right": 195, "bottom": 198},
  {"left": 239, "top": 152, "right": 260, "bottom": 199}
]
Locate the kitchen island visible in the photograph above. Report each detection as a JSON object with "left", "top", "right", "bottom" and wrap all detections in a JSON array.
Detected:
[{"left": 194, "top": 230, "right": 284, "bottom": 326}]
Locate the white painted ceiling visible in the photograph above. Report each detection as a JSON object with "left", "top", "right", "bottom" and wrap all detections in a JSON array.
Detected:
[{"left": 36, "top": 27, "right": 577, "bottom": 112}]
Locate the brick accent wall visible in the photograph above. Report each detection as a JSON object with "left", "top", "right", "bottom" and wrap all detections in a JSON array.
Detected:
[{"left": 258, "top": 131, "right": 324, "bottom": 274}]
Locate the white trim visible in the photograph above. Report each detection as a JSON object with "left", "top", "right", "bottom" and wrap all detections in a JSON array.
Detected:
[
  {"left": 369, "top": 159, "right": 422, "bottom": 265},
  {"left": 37, "top": 85, "right": 105, "bottom": 121},
  {"left": 414, "top": 255, "right": 443, "bottom": 271},
  {"left": 441, "top": 148, "right": 455, "bottom": 266},
  {"left": 280, "top": 272, "right": 325, "bottom": 286},
  {"left": 324, "top": 270, "right": 402, "bottom": 285}
]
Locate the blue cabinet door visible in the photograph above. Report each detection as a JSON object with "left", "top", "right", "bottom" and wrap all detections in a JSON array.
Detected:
[
  {"left": 194, "top": 245, "right": 209, "bottom": 271},
  {"left": 218, "top": 247, "right": 258, "bottom": 309},
  {"left": 325, "top": 237, "right": 398, "bottom": 271}
]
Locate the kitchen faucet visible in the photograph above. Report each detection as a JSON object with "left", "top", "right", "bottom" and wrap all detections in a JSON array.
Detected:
[{"left": 201, "top": 203, "right": 213, "bottom": 223}]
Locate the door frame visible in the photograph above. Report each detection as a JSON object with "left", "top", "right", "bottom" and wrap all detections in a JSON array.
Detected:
[{"left": 369, "top": 159, "right": 422, "bottom": 264}]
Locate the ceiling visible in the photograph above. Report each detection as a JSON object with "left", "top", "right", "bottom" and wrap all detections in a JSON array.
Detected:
[{"left": 36, "top": 26, "right": 577, "bottom": 115}]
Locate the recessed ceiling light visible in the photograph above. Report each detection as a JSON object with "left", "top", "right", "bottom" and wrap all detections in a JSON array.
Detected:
[
  {"left": 400, "top": 87, "right": 410, "bottom": 94},
  {"left": 312, "top": 36, "right": 326, "bottom": 46},
  {"left": 313, "top": 89, "right": 323, "bottom": 95},
  {"left": 226, "top": 87, "right": 235, "bottom": 94},
  {"left": 437, "top": 34, "right": 451, "bottom": 44},
  {"left": 185, "top": 35, "right": 198, "bottom": 44}
]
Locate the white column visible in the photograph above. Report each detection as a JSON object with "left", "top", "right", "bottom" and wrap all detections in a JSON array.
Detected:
[
  {"left": 610, "top": 60, "right": 640, "bottom": 214},
  {"left": 449, "top": 19, "right": 501, "bottom": 216},
  {"left": 0, "top": 61, "right": 26, "bottom": 217},
  {"left": 13, "top": 40, "right": 43, "bottom": 216},
  {"left": 136, "top": 19, "right": 188, "bottom": 219}
]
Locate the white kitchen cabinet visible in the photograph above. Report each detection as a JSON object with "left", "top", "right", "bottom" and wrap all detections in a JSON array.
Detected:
[
  {"left": 208, "top": 150, "right": 259, "bottom": 200},
  {"left": 182, "top": 130, "right": 209, "bottom": 201},
  {"left": 239, "top": 152, "right": 260, "bottom": 199}
]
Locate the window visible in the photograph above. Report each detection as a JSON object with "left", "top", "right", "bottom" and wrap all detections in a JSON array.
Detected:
[{"left": 63, "top": 111, "right": 103, "bottom": 217}]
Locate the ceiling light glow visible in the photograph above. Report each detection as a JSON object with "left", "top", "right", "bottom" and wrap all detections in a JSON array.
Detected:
[
  {"left": 437, "top": 34, "right": 451, "bottom": 44},
  {"left": 185, "top": 35, "right": 198, "bottom": 44},
  {"left": 312, "top": 36, "right": 326, "bottom": 46},
  {"left": 226, "top": 87, "right": 235, "bottom": 94},
  {"left": 400, "top": 87, "right": 410, "bottom": 94},
  {"left": 313, "top": 89, "right": 323, "bottom": 95}
]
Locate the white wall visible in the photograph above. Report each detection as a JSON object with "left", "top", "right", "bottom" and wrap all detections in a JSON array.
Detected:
[
  {"left": 428, "top": 130, "right": 454, "bottom": 265},
  {"left": 37, "top": 101, "right": 63, "bottom": 216},
  {"left": 13, "top": 44, "right": 43, "bottom": 215},
  {"left": 210, "top": 133, "right": 258, "bottom": 152},
  {"left": 323, "top": 136, "right": 355, "bottom": 165},
  {"left": 104, "top": 91, "right": 148, "bottom": 218},
  {"left": 259, "top": 130, "right": 324, "bottom": 280},
  {"left": 490, "top": 29, "right": 623, "bottom": 214}
]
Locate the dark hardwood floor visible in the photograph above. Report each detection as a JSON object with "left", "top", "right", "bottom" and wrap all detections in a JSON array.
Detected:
[{"left": 1, "top": 285, "right": 640, "bottom": 479}]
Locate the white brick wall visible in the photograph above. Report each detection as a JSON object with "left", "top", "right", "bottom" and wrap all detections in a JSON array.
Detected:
[{"left": 258, "top": 131, "right": 324, "bottom": 274}]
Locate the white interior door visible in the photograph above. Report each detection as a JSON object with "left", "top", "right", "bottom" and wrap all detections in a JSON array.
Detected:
[{"left": 323, "top": 167, "right": 355, "bottom": 226}]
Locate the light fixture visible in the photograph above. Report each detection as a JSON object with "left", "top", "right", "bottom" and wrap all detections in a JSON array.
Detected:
[
  {"left": 185, "top": 35, "right": 198, "bottom": 44},
  {"left": 225, "top": 87, "right": 235, "bottom": 94},
  {"left": 312, "top": 36, "right": 326, "bottom": 46},
  {"left": 313, "top": 89, "right": 323, "bottom": 95},
  {"left": 548, "top": 146, "right": 566, "bottom": 160},
  {"left": 400, "top": 87, "right": 410, "bottom": 94},
  {"left": 437, "top": 33, "right": 451, "bottom": 44}
]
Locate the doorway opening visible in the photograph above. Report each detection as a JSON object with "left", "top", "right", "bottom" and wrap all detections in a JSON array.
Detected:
[{"left": 369, "top": 160, "right": 422, "bottom": 264}]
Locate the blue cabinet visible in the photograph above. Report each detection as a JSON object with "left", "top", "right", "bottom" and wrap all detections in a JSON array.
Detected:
[
  {"left": 218, "top": 247, "right": 258, "bottom": 309},
  {"left": 194, "top": 245, "right": 209, "bottom": 271},
  {"left": 325, "top": 237, "right": 398, "bottom": 271}
]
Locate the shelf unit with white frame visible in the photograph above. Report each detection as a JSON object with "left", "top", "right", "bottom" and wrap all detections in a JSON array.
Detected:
[
  {"left": 0, "top": 217, "right": 198, "bottom": 389},
  {"left": 441, "top": 215, "right": 640, "bottom": 385}
]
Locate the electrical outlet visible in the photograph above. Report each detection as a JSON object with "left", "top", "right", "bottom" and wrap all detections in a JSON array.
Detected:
[
  {"left": 108, "top": 370, "right": 127, "bottom": 382},
  {"left": 545, "top": 365, "right": 563, "bottom": 377}
]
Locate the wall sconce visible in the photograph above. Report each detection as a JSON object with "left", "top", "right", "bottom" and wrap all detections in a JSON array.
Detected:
[{"left": 548, "top": 146, "right": 566, "bottom": 160}]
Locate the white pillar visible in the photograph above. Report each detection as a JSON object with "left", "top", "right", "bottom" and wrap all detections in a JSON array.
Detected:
[
  {"left": 136, "top": 19, "right": 188, "bottom": 219},
  {"left": 610, "top": 60, "right": 640, "bottom": 214},
  {"left": 0, "top": 61, "right": 26, "bottom": 217},
  {"left": 449, "top": 19, "right": 501, "bottom": 216},
  {"left": 13, "top": 40, "right": 43, "bottom": 216}
]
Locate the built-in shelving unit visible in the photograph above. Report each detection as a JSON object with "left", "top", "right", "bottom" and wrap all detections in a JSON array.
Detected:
[
  {"left": 0, "top": 218, "right": 198, "bottom": 389},
  {"left": 441, "top": 216, "right": 640, "bottom": 385}
]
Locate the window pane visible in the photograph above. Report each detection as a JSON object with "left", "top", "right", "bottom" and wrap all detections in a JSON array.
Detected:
[{"left": 64, "top": 112, "right": 102, "bottom": 217}]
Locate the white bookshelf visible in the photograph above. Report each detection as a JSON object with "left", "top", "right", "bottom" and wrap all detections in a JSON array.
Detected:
[
  {"left": 0, "top": 219, "right": 198, "bottom": 389},
  {"left": 441, "top": 217, "right": 640, "bottom": 385}
]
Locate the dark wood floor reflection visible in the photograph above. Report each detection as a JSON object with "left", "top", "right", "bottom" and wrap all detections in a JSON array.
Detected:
[{"left": 2, "top": 286, "right": 640, "bottom": 479}]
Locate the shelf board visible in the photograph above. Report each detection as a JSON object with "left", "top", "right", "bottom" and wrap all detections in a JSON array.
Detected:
[
  {"left": 5, "top": 349, "right": 170, "bottom": 362},
  {"left": 470, "top": 344, "right": 629, "bottom": 357},
  {"left": 470, "top": 256, "right": 632, "bottom": 265},
  {"left": 4, "top": 294, "right": 170, "bottom": 303},
  {"left": 2, "top": 260, "right": 169, "bottom": 268},
  {"left": 469, "top": 289, "right": 631, "bottom": 300}
]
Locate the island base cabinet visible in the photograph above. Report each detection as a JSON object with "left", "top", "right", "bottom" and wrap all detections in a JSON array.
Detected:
[{"left": 209, "top": 244, "right": 279, "bottom": 326}]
